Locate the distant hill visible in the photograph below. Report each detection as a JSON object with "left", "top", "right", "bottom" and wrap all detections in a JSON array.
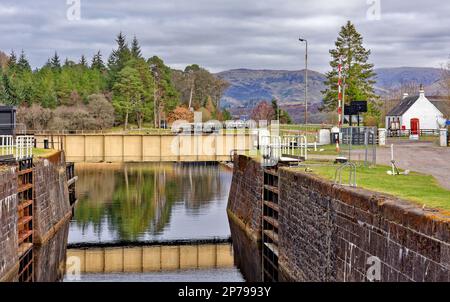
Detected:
[
  {"left": 373, "top": 67, "right": 443, "bottom": 94},
  {"left": 217, "top": 67, "right": 444, "bottom": 106},
  {"left": 216, "top": 69, "right": 327, "bottom": 108},
  {"left": 217, "top": 67, "right": 445, "bottom": 123}
]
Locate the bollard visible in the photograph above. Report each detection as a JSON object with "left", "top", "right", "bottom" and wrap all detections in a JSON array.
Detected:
[
  {"left": 378, "top": 128, "right": 386, "bottom": 146},
  {"left": 440, "top": 128, "right": 448, "bottom": 147}
]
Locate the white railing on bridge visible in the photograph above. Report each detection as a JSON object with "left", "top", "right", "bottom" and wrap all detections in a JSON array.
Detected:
[
  {"left": 261, "top": 135, "right": 308, "bottom": 167},
  {"left": 281, "top": 135, "right": 308, "bottom": 161},
  {"left": 1, "top": 135, "right": 34, "bottom": 160}
]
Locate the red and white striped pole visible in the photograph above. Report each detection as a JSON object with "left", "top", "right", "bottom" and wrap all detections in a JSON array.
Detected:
[{"left": 336, "top": 57, "right": 343, "bottom": 152}]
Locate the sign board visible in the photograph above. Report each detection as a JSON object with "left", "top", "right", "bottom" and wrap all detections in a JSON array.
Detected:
[
  {"left": 351, "top": 101, "right": 368, "bottom": 113},
  {"left": 446, "top": 120, "right": 450, "bottom": 126},
  {"left": 344, "top": 105, "right": 357, "bottom": 116},
  {"left": 344, "top": 101, "right": 367, "bottom": 116}
]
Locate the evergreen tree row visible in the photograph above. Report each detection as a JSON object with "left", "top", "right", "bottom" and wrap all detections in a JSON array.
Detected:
[{"left": 0, "top": 33, "right": 228, "bottom": 130}]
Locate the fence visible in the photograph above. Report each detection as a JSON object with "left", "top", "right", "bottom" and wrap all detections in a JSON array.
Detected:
[
  {"left": 261, "top": 135, "right": 308, "bottom": 167},
  {"left": 339, "top": 127, "right": 377, "bottom": 167},
  {"left": 0, "top": 135, "right": 34, "bottom": 160},
  {"left": 387, "top": 129, "right": 440, "bottom": 137}
]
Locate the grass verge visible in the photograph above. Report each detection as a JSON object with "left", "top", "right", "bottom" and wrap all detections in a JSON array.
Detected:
[{"left": 299, "top": 162, "right": 450, "bottom": 211}]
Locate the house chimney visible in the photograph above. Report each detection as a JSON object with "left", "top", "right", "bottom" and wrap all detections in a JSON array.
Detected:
[
  {"left": 402, "top": 93, "right": 409, "bottom": 99},
  {"left": 419, "top": 84, "right": 425, "bottom": 97}
]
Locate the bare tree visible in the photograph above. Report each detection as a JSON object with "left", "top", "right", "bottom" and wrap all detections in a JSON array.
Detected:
[{"left": 440, "top": 56, "right": 450, "bottom": 100}]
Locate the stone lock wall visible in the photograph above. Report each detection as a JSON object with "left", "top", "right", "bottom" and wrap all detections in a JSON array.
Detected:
[
  {"left": 0, "top": 165, "right": 19, "bottom": 282},
  {"left": 278, "top": 168, "right": 450, "bottom": 282},
  {"left": 227, "top": 155, "right": 450, "bottom": 282},
  {"left": 33, "top": 151, "right": 71, "bottom": 244},
  {"left": 34, "top": 221, "right": 70, "bottom": 282},
  {"left": 227, "top": 155, "right": 263, "bottom": 239}
]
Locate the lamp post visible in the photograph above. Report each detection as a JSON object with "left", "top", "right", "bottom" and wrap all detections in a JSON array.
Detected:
[{"left": 299, "top": 38, "right": 308, "bottom": 125}]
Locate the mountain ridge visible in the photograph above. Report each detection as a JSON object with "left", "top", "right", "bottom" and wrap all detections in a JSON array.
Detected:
[{"left": 217, "top": 66, "right": 445, "bottom": 109}]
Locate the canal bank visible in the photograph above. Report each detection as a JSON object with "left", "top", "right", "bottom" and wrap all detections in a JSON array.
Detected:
[
  {"left": 0, "top": 150, "right": 75, "bottom": 282},
  {"left": 227, "top": 155, "right": 450, "bottom": 282}
]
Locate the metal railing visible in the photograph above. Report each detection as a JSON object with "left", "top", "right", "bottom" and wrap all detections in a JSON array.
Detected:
[
  {"left": 387, "top": 129, "right": 441, "bottom": 137},
  {"left": 281, "top": 135, "right": 308, "bottom": 160},
  {"left": 334, "top": 161, "right": 357, "bottom": 187},
  {"left": 0, "top": 135, "right": 14, "bottom": 156},
  {"left": 0, "top": 135, "right": 34, "bottom": 160},
  {"left": 261, "top": 135, "right": 308, "bottom": 167}
]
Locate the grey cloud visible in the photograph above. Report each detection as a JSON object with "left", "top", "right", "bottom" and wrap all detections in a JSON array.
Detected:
[{"left": 0, "top": 0, "right": 449, "bottom": 72}]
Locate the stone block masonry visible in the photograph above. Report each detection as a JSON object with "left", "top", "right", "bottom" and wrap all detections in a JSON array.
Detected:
[
  {"left": 278, "top": 167, "right": 450, "bottom": 282},
  {"left": 0, "top": 165, "right": 19, "bottom": 282},
  {"left": 0, "top": 151, "right": 73, "bottom": 282},
  {"left": 33, "top": 151, "right": 71, "bottom": 245},
  {"left": 34, "top": 221, "right": 70, "bottom": 282},
  {"left": 227, "top": 155, "right": 263, "bottom": 240},
  {"left": 227, "top": 155, "right": 450, "bottom": 282}
]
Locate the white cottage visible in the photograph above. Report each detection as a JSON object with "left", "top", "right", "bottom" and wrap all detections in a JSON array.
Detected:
[{"left": 385, "top": 86, "right": 444, "bottom": 135}]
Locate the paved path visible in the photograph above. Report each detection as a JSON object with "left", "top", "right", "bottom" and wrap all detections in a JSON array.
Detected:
[{"left": 360, "top": 139, "right": 450, "bottom": 190}]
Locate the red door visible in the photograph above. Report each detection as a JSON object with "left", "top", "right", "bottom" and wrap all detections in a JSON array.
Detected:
[{"left": 410, "top": 118, "right": 420, "bottom": 135}]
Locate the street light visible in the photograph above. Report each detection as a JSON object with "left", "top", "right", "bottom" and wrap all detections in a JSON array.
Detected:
[{"left": 299, "top": 38, "right": 308, "bottom": 125}]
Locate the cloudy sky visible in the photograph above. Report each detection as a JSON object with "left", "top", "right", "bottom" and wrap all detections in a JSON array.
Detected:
[{"left": 1, "top": 0, "right": 449, "bottom": 73}]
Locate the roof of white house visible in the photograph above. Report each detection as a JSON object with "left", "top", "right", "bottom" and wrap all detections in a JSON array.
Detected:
[
  {"left": 387, "top": 95, "right": 420, "bottom": 116},
  {"left": 431, "top": 100, "right": 450, "bottom": 118}
]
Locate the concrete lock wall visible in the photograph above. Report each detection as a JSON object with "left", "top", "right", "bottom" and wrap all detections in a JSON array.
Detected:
[
  {"left": 228, "top": 155, "right": 450, "bottom": 282},
  {"left": 35, "top": 133, "right": 254, "bottom": 163},
  {"left": 33, "top": 151, "right": 72, "bottom": 244},
  {"left": 0, "top": 165, "right": 19, "bottom": 282}
]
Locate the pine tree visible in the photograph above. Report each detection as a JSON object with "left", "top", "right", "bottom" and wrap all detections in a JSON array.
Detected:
[
  {"left": 112, "top": 66, "right": 144, "bottom": 130},
  {"left": 79, "top": 55, "right": 88, "bottom": 68},
  {"left": 1, "top": 73, "right": 18, "bottom": 105},
  {"left": 271, "top": 98, "right": 292, "bottom": 124},
  {"left": 8, "top": 50, "right": 17, "bottom": 70},
  {"left": 50, "top": 52, "right": 61, "bottom": 70},
  {"left": 131, "top": 36, "right": 142, "bottom": 59},
  {"left": 321, "top": 21, "right": 377, "bottom": 112},
  {"left": 107, "top": 32, "right": 131, "bottom": 88},
  {"left": 91, "top": 50, "right": 105, "bottom": 70},
  {"left": 17, "top": 50, "right": 31, "bottom": 72}
]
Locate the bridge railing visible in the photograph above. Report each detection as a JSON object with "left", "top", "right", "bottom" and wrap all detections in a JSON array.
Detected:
[
  {"left": 261, "top": 135, "right": 308, "bottom": 167},
  {"left": 0, "top": 135, "right": 34, "bottom": 160}
]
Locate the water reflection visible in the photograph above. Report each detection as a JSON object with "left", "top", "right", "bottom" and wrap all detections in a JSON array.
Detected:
[
  {"left": 70, "top": 163, "right": 232, "bottom": 243},
  {"left": 66, "top": 242, "right": 235, "bottom": 274}
]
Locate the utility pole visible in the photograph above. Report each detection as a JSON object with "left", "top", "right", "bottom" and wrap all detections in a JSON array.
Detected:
[
  {"left": 337, "top": 57, "right": 343, "bottom": 153},
  {"left": 299, "top": 38, "right": 308, "bottom": 124}
]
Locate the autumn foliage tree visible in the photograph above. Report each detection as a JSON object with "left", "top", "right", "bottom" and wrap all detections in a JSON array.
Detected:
[
  {"left": 251, "top": 101, "right": 275, "bottom": 122},
  {"left": 167, "top": 106, "right": 194, "bottom": 124}
]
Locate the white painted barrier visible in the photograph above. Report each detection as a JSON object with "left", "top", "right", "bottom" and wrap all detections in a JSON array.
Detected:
[
  {"left": 0, "top": 135, "right": 34, "bottom": 160},
  {"left": 440, "top": 129, "right": 448, "bottom": 147}
]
